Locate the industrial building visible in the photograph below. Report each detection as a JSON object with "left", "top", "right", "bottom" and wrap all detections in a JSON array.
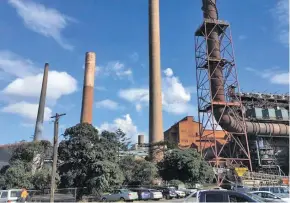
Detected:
[
  {"left": 0, "top": 0, "right": 288, "bottom": 189},
  {"left": 194, "top": 0, "right": 289, "bottom": 185},
  {"left": 164, "top": 116, "right": 227, "bottom": 151}
]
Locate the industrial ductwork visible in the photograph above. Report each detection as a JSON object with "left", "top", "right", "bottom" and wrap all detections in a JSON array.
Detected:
[{"left": 202, "top": 0, "right": 289, "bottom": 136}]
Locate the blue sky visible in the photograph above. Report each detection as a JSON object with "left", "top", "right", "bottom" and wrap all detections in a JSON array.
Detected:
[{"left": 0, "top": 0, "right": 289, "bottom": 144}]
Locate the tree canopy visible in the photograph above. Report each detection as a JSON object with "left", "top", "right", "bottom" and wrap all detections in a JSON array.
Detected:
[
  {"left": 119, "top": 156, "right": 158, "bottom": 186},
  {"left": 158, "top": 148, "right": 214, "bottom": 185},
  {"left": 58, "top": 123, "right": 124, "bottom": 199},
  {"left": 0, "top": 140, "right": 54, "bottom": 190}
]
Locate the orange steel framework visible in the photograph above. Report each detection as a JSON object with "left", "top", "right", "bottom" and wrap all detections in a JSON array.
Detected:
[{"left": 194, "top": 19, "right": 252, "bottom": 184}]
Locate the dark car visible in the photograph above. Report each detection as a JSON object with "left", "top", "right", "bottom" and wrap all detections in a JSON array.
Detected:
[
  {"left": 157, "top": 187, "right": 177, "bottom": 199},
  {"left": 129, "top": 188, "right": 151, "bottom": 200}
]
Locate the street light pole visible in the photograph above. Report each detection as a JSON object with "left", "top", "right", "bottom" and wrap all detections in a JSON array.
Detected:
[{"left": 50, "top": 113, "right": 66, "bottom": 203}]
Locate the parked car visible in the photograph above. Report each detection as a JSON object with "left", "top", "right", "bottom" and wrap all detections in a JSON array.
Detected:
[
  {"left": 256, "top": 186, "right": 290, "bottom": 202},
  {"left": 211, "top": 187, "right": 227, "bottom": 190},
  {"left": 0, "top": 189, "right": 22, "bottom": 203},
  {"left": 183, "top": 190, "right": 265, "bottom": 202},
  {"left": 168, "top": 187, "right": 186, "bottom": 198},
  {"left": 179, "top": 188, "right": 198, "bottom": 196},
  {"left": 101, "top": 189, "right": 138, "bottom": 202},
  {"left": 158, "top": 187, "right": 177, "bottom": 199},
  {"left": 250, "top": 191, "right": 287, "bottom": 202},
  {"left": 129, "top": 188, "right": 151, "bottom": 200},
  {"left": 147, "top": 189, "right": 163, "bottom": 200}
]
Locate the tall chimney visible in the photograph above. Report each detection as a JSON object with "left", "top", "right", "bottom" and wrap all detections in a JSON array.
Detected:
[
  {"left": 149, "top": 0, "right": 164, "bottom": 160},
  {"left": 34, "top": 63, "right": 49, "bottom": 141},
  {"left": 138, "top": 134, "right": 145, "bottom": 145},
  {"left": 80, "top": 52, "right": 96, "bottom": 124}
]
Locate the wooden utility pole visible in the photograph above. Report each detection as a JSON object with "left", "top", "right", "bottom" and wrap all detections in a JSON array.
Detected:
[{"left": 50, "top": 113, "right": 66, "bottom": 203}]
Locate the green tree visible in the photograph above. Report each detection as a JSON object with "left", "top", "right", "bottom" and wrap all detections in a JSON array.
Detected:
[
  {"left": 0, "top": 141, "right": 54, "bottom": 190},
  {"left": 58, "top": 123, "right": 124, "bottom": 200},
  {"left": 115, "top": 129, "right": 131, "bottom": 151},
  {"left": 158, "top": 149, "right": 214, "bottom": 185},
  {"left": 2, "top": 160, "right": 33, "bottom": 189},
  {"left": 10, "top": 140, "right": 52, "bottom": 164},
  {"left": 119, "top": 156, "right": 158, "bottom": 186},
  {"left": 168, "top": 179, "right": 184, "bottom": 188},
  {"left": 32, "top": 168, "right": 59, "bottom": 190},
  {"left": 100, "top": 129, "right": 130, "bottom": 161}
]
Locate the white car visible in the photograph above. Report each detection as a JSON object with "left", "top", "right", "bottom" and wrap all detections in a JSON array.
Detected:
[
  {"left": 175, "top": 190, "right": 186, "bottom": 198},
  {"left": 148, "top": 189, "right": 163, "bottom": 200},
  {"left": 256, "top": 186, "right": 290, "bottom": 202},
  {"left": 250, "top": 191, "right": 288, "bottom": 202},
  {"left": 0, "top": 189, "right": 22, "bottom": 203},
  {"left": 101, "top": 189, "right": 138, "bottom": 202}
]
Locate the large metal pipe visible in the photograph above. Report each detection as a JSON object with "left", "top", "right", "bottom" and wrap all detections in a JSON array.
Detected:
[
  {"left": 149, "top": 0, "right": 164, "bottom": 158},
  {"left": 80, "top": 52, "right": 96, "bottom": 124},
  {"left": 34, "top": 63, "right": 49, "bottom": 141},
  {"left": 202, "top": 0, "right": 289, "bottom": 136}
]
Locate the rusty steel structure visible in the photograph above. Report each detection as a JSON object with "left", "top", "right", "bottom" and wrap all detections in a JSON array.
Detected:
[
  {"left": 148, "top": 0, "right": 164, "bottom": 161},
  {"left": 80, "top": 52, "right": 96, "bottom": 124},
  {"left": 195, "top": 0, "right": 252, "bottom": 184},
  {"left": 195, "top": 0, "right": 289, "bottom": 184},
  {"left": 34, "top": 63, "right": 49, "bottom": 141}
]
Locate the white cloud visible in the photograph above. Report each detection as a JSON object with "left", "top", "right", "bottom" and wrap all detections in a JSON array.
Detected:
[
  {"left": 119, "top": 68, "right": 195, "bottom": 115},
  {"left": 8, "top": 0, "right": 75, "bottom": 50},
  {"left": 270, "top": 73, "right": 289, "bottom": 85},
  {"left": 95, "top": 99, "right": 120, "bottom": 110},
  {"left": 119, "top": 88, "right": 149, "bottom": 103},
  {"left": 3, "top": 70, "right": 78, "bottom": 101},
  {"left": 129, "top": 52, "right": 139, "bottom": 62},
  {"left": 98, "top": 61, "right": 133, "bottom": 80},
  {"left": 271, "top": 0, "right": 289, "bottom": 46},
  {"left": 96, "top": 114, "right": 140, "bottom": 143},
  {"left": 1, "top": 101, "right": 52, "bottom": 121},
  {"left": 245, "top": 67, "right": 289, "bottom": 85},
  {"left": 135, "top": 104, "right": 142, "bottom": 112},
  {"left": 0, "top": 51, "right": 41, "bottom": 78},
  {"left": 164, "top": 68, "right": 173, "bottom": 77}
]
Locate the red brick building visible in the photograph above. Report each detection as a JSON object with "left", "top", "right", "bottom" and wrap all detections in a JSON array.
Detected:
[{"left": 164, "top": 116, "right": 227, "bottom": 151}]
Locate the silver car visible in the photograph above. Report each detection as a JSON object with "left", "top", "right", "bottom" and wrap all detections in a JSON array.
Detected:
[
  {"left": 101, "top": 189, "right": 138, "bottom": 202},
  {"left": 250, "top": 191, "right": 286, "bottom": 202}
]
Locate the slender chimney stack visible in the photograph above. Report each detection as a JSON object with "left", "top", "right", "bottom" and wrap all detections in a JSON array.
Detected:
[
  {"left": 138, "top": 134, "right": 145, "bottom": 145},
  {"left": 80, "top": 52, "right": 96, "bottom": 124},
  {"left": 149, "top": 0, "right": 164, "bottom": 160},
  {"left": 34, "top": 63, "right": 49, "bottom": 141}
]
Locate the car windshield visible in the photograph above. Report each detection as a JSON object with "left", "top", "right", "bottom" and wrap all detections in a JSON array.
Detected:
[
  {"left": 149, "top": 189, "right": 159, "bottom": 192},
  {"left": 280, "top": 187, "right": 289, "bottom": 194},
  {"left": 120, "top": 189, "right": 131, "bottom": 193},
  {"left": 246, "top": 192, "right": 266, "bottom": 202}
]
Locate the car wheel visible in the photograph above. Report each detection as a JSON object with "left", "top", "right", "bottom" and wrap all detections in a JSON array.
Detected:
[
  {"left": 101, "top": 197, "right": 106, "bottom": 202},
  {"left": 120, "top": 197, "right": 125, "bottom": 202},
  {"left": 165, "top": 194, "right": 169, "bottom": 200}
]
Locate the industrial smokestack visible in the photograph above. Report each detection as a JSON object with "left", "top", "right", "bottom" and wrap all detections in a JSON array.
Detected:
[
  {"left": 149, "top": 0, "right": 164, "bottom": 160},
  {"left": 34, "top": 63, "right": 49, "bottom": 141},
  {"left": 80, "top": 52, "right": 96, "bottom": 124},
  {"left": 202, "top": 0, "right": 289, "bottom": 136},
  {"left": 138, "top": 134, "right": 145, "bottom": 145}
]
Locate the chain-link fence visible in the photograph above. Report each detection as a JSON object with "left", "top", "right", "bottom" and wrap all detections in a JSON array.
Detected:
[{"left": 29, "top": 188, "right": 77, "bottom": 202}]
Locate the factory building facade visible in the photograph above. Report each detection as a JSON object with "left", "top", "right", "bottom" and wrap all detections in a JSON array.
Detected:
[{"left": 164, "top": 116, "right": 227, "bottom": 151}]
